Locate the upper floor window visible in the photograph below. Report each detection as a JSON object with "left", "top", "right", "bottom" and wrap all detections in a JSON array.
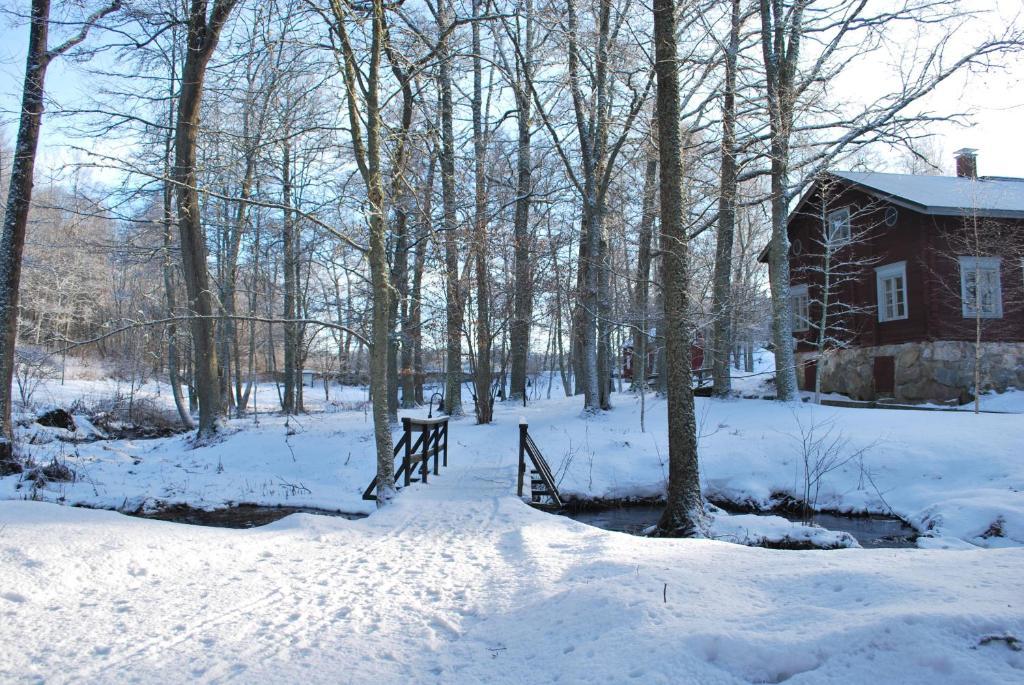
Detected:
[
  {"left": 959, "top": 256, "right": 1002, "bottom": 318},
  {"left": 791, "top": 284, "right": 810, "bottom": 332},
  {"left": 875, "top": 261, "right": 908, "bottom": 322},
  {"left": 827, "top": 207, "right": 851, "bottom": 245}
]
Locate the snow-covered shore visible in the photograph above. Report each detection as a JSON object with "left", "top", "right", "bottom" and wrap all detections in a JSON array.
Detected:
[
  {"left": 2, "top": 491, "right": 1022, "bottom": 683},
  {"left": 3, "top": 377, "right": 1022, "bottom": 547},
  {"left": 2, "top": 376, "right": 1024, "bottom": 681}
]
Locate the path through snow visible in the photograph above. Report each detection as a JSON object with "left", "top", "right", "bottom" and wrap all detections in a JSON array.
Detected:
[{"left": 2, "top": 435, "right": 1023, "bottom": 683}]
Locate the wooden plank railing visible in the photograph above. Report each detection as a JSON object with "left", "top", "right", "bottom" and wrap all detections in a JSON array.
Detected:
[
  {"left": 517, "top": 421, "right": 563, "bottom": 507},
  {"left": 363, "top": 416, "right": 450, "bottom": 501}
]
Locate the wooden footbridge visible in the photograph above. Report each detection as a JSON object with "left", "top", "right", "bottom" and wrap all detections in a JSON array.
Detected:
[
  {"left": 362, "top": 415, "right": 562, "bottom": 507},
  {"left": 362, "top": 416, "right": 449, "bottom": 501},
  {"left": 517, "top": 421, "right": 563, "bottom": 508}
]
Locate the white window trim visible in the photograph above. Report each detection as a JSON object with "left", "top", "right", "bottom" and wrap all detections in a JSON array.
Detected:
[
  {"left": 875, "top": 261, "right": 908, "bottom": 323},
  {"left": 959, "top": 256, "right": 1003, "bottom": 319},
  {"left": 791, "top": 284, "right": 810, "bottom": 332},
  {"left": 827, "top": 206, "right": 851, "bottom": 245}
]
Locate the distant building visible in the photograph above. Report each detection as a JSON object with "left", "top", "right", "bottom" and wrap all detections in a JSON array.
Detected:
[{"left": 768, "top": 149, "right": 1024, "bottom": 403}]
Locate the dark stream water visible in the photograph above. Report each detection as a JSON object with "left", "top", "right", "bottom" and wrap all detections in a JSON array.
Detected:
[
  {"left": 565, "top": 504, "right": 918, "bottom": 548},
  {"left": 127, "top": 502, "right": 916, "bottom": 549},
  {"left": 128, "top": 504, "right": 364, "bottom": 528}
]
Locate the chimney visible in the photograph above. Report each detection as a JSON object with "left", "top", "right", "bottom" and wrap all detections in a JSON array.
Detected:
[{"left": 954, "top": 148, "right": 978, "bottom": 179}]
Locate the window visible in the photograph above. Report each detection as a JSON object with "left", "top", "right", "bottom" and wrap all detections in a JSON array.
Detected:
[
  {"left": 883, "top": 206, "right": 898, "bottom": 227},
  {"left": 959, "top": 256, "right": 1002, "bottom": 318},
  {"left": 827, "top": 207, "right": 851, "bottom": 244},
  {"left": 791, "top": 284, "right": 810, "bottom": 332},
  {"left": 875, "top": 261, "right": 908, "bottom": 322}
]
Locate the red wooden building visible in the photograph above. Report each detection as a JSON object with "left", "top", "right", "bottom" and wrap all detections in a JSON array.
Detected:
[
  {"left": 771, "top": 149, "right": 1024, "bottom": 402},
  {"left": 622, "top": 336, "right": 705, "bottom": 383}
]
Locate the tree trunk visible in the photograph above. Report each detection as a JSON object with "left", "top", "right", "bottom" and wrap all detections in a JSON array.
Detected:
[
  {"left": 162, "top": 76, "right": 193, "bottom": 428},
  {"left": 385, "top": 34, "right": 416, "bottom": 415},
  {"left": 653, "top": 0, "right": 704, "bottom": 536},
  {"left": 438, "top": 0, "right": 464, "bottom": 417},
  {"left": 174, "top": 0, "right": 238, "bottom": 439},
  {"left": 387, "top": 207, "right": 407, "bottom": 419},
  {"left": 711, "top": 0, "right": 740, "bottom": 398},
  {"left": 471, "top": 0, "right": 492, "bottom": 424},
  {"left": 410, "top": 159, "right": 433, "bottom": 405},
  {"left": 760, "top": 0, "right": 799, "bottom": 402},
  {"left": 508, "top": 2, "right": 534, "bottom": 403},
  {"left": 0, "top": 0, "right": 52, "bottom": 469},
  {"left": 281, "top": 141, "right": 296, "bottom": 414},
  {"left": 632, "top": 150, "right": 657, "bottom": 392}
]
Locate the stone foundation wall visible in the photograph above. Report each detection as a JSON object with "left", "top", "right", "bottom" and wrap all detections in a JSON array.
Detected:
[{"left": 796, "top": 341, "right": 1024, "bottom": 403}]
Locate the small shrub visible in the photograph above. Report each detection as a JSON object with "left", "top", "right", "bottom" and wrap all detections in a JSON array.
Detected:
[
  {"left": 14, "top": 347, "right": 58, "bottom": 408},
  {"left": 41, "top": 458, "right": 75, "bottom": 483}
]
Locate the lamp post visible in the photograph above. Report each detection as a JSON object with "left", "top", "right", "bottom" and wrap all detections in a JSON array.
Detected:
[{"left": 428, "top": 392, "right": 444, "bottom": 418}]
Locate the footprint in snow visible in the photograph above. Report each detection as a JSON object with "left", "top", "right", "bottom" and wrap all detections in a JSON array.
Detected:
[{"left": 1, "top": 592, "right": 26, "bottom": 604}]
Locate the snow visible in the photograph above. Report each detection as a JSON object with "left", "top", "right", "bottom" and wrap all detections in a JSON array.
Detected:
[
  {"left": 704, "top": 503, "right": 859, "bottom": 549},
  {"left": 941, "top": 388, "right": 1024, "bottom": 414},
  {"left": 2, "top": 374, "right": 1024, "bottom": 681},
  {"left": 834, "top": 170, "right": 1024, "bottom": 217},
  {"left": 4, "top": 372, "right": 1024, "bottom": 547},
  {"left": 2, "top": 479, "right": 1023, "bottom": 682},
  {"left": 724, "top": 349, "right": 776, "bottom": 397}
]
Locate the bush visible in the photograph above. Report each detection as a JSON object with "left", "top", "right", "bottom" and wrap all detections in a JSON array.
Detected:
[
  {"left": 24, "top": 457, "right": 75, "bottom": 485},
  {"left": 88, "top": 395, "right": 183, "bottom": 438},
  {"left": 14, "top": 347, "right": 58, "bottom": 408}
]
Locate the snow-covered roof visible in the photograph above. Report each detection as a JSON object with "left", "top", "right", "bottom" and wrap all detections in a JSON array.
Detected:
[{"left": 832, "top": 171, "right": 1024, "bottom": 219}]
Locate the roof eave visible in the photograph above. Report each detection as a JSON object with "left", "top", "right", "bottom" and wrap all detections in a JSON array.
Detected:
[{"left": 915, "top": 207, "right": 1024, "bottom": 220}]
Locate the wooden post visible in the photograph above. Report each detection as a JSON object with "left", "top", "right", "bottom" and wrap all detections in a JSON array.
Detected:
[
  {"left": 421, "top": 421, "right": 430, "bottom": 484},
  {"left": 432, "top": 424, "right": 440, "bottom": 475},
  {"left": 441, "top": 419, "right": 448, "bottom": 467},
  {"left": 517, "top": 421, "right": 528, "bottom": 497},
  {"left": 402, "top": 416, "right": 412, "bottom": 486}
]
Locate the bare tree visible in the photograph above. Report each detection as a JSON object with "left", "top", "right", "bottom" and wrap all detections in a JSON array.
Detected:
[
  {"left": 501, "top": 0, "right": 536, "bottom": 405},
  {"left": 0, "top": 0, "right": 120, "bottom": 471},
  {"left": 173, "top": 0, "right": 239, "bottom": 439},
  {"left": 654, "top": 0, "right": 704, "bottom": 536},
  {"left": 470, "top": 0, "right": 494, "bottom": 424},
  {"left": 436, "top": 0, "right": 465, "bottom": 417},
  {"left": 322, "top": 0, "right": 398, "bottom": 503},
  {"left": 710, "top": 0, "right": 741, "bottom": 397},
  {"left": 793, "top": 174, "right": 883, "bottom": 404}
]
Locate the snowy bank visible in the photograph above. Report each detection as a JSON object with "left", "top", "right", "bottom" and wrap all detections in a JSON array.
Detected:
[
  {"left": 2, "top": 378, "right": 1023, "bottom": 547},
  {"left": 1, "top": 497, "right": 1022, "bottom": 683}
]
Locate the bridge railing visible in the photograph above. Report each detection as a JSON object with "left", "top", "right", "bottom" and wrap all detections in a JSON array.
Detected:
[
  {"left": 362, "top": 416, "right": 449, "bottom": 501},
  {"left": 517, "top": 421, "right": 563, "bottom": 507}
]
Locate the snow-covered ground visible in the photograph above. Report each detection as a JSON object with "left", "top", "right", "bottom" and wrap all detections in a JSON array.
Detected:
[
  {"left": 4, "top": 373, "right": 1024, "bottom": 547},
  {"left": 2, "top": 461, "right": 1023, "bottom": 683},
  {"left": 2, "top": 373, "right": 1024, "bottom": 681}
]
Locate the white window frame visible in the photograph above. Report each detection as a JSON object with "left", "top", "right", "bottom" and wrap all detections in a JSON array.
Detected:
[
  {"left": 827, "top": 207, "right": 851, "bottom": 245},
  {"left": 791, "top": 284, "right": 810, "bottom": 332},
  {"left": 959, "top": 256, "right": 1003, "bottom": 319},
  {"left": 875, "top": 261, "right": 909, "bottom": 323}
]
